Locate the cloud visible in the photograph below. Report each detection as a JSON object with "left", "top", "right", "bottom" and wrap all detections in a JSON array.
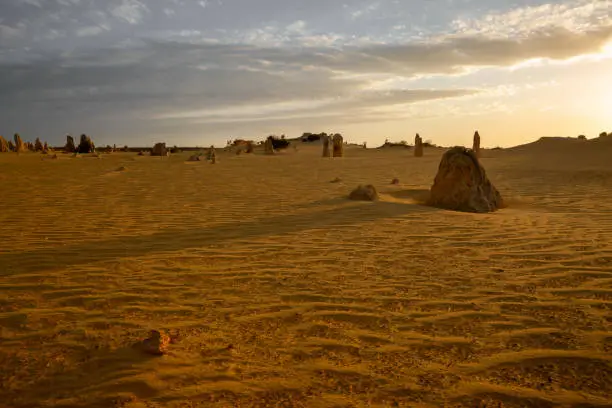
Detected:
[
  {"left": 285, "top": 20, "right": 306, "bottom": 34},
  {"left": 155, "top": 88, "right": 477, "bottom": 123},
  {"left": 450, "top": 0, "right": 612, "bottom": 38},
  {"left": 1, "top": 19, "right": 610, "bottom": 134},
  {"left": 208, "top": 25, "right": 612, "bottom": 79},
  {"left": 55, "top": 0, "right": 81, "bottom": 6},
  {"left": 42, "top": 28, "right": 65, "bottom": 40},
  {"left": 0, "top": 37, "right": 479, "bottom": 141},
  {"left": 0, "top": 21, "right": 27, "bottom": 46},
  {"left": 0, "top": 23, "right": 25, "bottom": 38},
  {"left": 349, "top": 2, "right": 381, "bottom": 20},
  {"left": 321, "top": 26, "right": 612, "bottom": 77},
  {"left": 75, "top": 25, "right": 109, "bottom": 37},
  {"left": 110, "top": 0, "right": 149, "bottom": 24},
  {"left": 22, "top": 0, "right": 43, "bottom": 7}
]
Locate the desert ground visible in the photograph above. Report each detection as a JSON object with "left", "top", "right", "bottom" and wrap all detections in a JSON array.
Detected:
[{"left": 1, "top": 138, "right": 611, "bottom": 408}]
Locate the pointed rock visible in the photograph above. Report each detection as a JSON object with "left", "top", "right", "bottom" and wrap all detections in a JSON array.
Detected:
[{"left": 427, "top": 146, "right": 504, "bottom": 213}]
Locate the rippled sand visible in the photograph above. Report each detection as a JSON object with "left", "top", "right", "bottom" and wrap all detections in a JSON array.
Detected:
[{"left": 1, "top": 139, "right": 611, "bottom": 407}]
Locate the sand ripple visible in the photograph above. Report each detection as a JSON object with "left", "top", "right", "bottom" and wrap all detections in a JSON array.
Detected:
[{"left": 1, "top": 144, "right": 611, "bottom": 407}]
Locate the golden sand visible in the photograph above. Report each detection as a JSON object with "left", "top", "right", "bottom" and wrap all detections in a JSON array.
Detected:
[{"left": 1, "top": 140, "right": 611, "bottom": 407}]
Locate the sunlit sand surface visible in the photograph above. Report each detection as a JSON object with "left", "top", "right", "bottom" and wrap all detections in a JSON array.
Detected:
[{"left": 1, "top": 139, "right": 611, "bottom": 407}]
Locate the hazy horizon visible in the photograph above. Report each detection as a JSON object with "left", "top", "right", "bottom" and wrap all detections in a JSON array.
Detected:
[{"left": 1, "top": 0, "right": 611, "bottom": 148}]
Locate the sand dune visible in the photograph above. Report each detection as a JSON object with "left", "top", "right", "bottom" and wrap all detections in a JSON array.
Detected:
[{"left": 1, "top": 141, "right": 611, "bottom": 407}]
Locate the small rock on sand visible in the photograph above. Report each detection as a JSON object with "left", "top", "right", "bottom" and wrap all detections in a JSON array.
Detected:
[
  {"left": 140, "top": 329, "right": 170, "bottom": 355},
  {"left": 391, "top": 178, "right": 400, "bottom": 185},
  {"left": 349, "top": 185, "right": 379, "bottom": 201}
]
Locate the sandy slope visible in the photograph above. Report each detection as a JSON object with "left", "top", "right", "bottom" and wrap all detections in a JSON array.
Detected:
[{"left": 0, "top": 141, "right": 611, "bottom": 407}]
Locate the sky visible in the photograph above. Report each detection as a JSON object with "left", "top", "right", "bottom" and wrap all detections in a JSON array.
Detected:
[{"left": 0, "top": 0, "right": 611, "bottom": 148}]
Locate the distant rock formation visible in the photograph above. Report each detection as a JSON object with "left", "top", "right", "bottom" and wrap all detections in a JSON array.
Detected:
[
  {"left": 427, "top": 146, "right": 504, "bottom": 213},
  {"left": 76, "top": 134, "right": 95, "bottom": 153},
  {"left": 34, "top": 138, "right": 43, "bottom": 152},
  {"left": 229, "top": 139, "right": 254, "bottom": 154},
  {"left": 378, "top": 141, "right": 410, "bottom": 149},
  {"left": 301, "top": 132, "right": 326, "bottom": 142},
  {"left": 414, "top": 134, "right": 423, "bottom": 157},
  {"left": 65, "top": 135, "right": 76, "bottom": 152},
  {"left": 267, "top": 135, "right": 290, "bottom": 150},
  {"left": 14, "top": 134, "right": 26, "bottom": 153},
  {"left": 264, "top": 137, "right": 275, "bottom": 155},
  {"left": 472, "top": 131, "right": 481, "bottom": 158},
  {"left": 349, "top": 185, "right": 378, "bottom": 201},
  {"left": 206, "top": 145, "right": 216, "bottom": 160},
  {"left": 0, "top": 136, "right": 8, "bottom": 152},
  {"left": 42, "top": 142, "right": 49, "bottom": 153},
  {"left": 151, "top": 142, "right": 168, "bottom": 156},
  {"left": 332, "top": 133, "right": 343, "bottom": 157},
  {"left": 8, "top": 140, "right": 15, "bottom": 152},
  {"left": 322, "top": 134, "right": 331, "bottom": 157}
]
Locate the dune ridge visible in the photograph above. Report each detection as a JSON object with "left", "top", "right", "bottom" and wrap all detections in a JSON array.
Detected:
[{"left": 1, "top": 141, "right": 611, "bottom": 407}]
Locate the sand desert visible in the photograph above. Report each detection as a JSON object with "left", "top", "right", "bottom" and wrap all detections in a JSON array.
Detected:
[{"left": 1, "top": 136, "right": 611, "bottom": 407}]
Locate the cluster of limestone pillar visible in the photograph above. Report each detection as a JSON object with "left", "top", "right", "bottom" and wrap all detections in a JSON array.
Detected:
[
  {"left": 0, "top": 134, "right": 50, "bottom": 153},
  {"left": 322, "top": 134, "right": 344, "bottom": 157}
]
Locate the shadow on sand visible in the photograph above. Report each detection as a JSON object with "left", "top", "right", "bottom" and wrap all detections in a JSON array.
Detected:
[
  {"left": 384, "top": 188, "right": 431, "bottom": 204},
  {"left": 2, "top": 344, "right": 161, "bottom": 408},
  {"left": 0, "top": 198, "right": 441, "bottom": 276}
]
